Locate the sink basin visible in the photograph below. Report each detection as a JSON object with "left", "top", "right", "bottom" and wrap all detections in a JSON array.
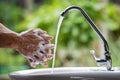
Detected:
[{"left": 9, "top": 67, "right": 120, "bottom": 80}]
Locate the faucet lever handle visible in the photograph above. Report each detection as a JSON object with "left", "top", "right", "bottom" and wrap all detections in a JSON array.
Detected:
[
  {"left": 90, "top": 50, "right": 97, "bottom": 60},
  {"left": 90, "top": 50, "right": 107, "bottom": 67}
]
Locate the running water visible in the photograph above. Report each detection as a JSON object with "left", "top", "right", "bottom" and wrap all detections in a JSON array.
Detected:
[{"left": 51, "top": 16, "right": 64, "bottom": 73}]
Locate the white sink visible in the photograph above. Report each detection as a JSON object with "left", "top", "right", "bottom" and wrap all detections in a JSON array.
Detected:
[{"left": 9, "top": 67, "right": 120, "bottom": 80}]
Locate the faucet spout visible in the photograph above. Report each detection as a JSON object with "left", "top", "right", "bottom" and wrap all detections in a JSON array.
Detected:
[{"left": 60, "top": 6, "right": 112, "bottom": 70}]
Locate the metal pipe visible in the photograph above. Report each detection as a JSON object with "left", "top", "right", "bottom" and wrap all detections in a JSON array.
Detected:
[{"left": 60, "top": 6, "right": 112, "bottom": 70}]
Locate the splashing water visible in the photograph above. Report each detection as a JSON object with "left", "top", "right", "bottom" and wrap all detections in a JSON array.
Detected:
[{"left": 51, "top": 16, "right": 64, "bottom": 73}]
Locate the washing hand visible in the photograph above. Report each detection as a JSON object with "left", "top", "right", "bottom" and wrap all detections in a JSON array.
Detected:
[
  {"left": 16, "top": 29, "right": 54, "bottom": 67},
  {"left": 0, "top": 23, "right": 54, "bottom": 68}
]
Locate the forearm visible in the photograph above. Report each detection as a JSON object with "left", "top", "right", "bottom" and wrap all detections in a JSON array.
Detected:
[
  {"left": 0, "top": 23, "right": 15, "bottom": 33},
  {"left": 0, "top": 33, "right": 19, "bottom": 48}
]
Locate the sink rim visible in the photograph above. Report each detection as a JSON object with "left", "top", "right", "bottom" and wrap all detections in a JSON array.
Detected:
[{"left": 10, "top": 67, "right": 120, "bottom": 76}]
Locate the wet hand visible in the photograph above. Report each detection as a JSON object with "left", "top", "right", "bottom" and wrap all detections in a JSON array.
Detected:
[{"left": 16, "top": 29, "right": 54, "bottom": 68}]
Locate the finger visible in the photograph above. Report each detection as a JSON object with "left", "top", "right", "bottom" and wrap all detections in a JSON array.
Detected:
[
  {"left": 46, "top": 54, "right": 53, "bottom": 60},
  {"left": 36, "top": 36, "right": 44, "bottom": 41},
  {"left": 27, "top": 58, "right": 37, "bottom": 68},
  {"left": 37, "top": 47, "right": 50, "bottom": 56},
  {"left": 44, "top": 49, "right": 53, "bottom": 59},
  {"left": 40, "top": 61, "right": 48, "bottom": 67},
  {"left": 41, "top": 48, "right": 52, "bottom": 59},
  {"left": 30, "top": 62, "right": 37, "bottom": 68},
  {"left": 45, "top": 40, "right": 50, "bottom": 44},
  {"left": 32, "top": 29, "right": 47, "bottom": 41},
  {"left": 36, "top": 50, "right": 47, "bottom": 61},
  {"left": 38, "top": 42, "right": 54, "bottom": 54},
  {"left": 44, "top": 36, "right": 53, "bottom": 40},
  {"left": 41, "top": 34, "right": 53, "bottom": 40},
  {"left": 33, "top": 54, "right": 44, "bottom": 62},
  {"left": 39, "top": 45, "right": 53, "bottom": 56},
  {"left": 26, "top": 53, "right": 41, "bottom": 67},
  {"left": 27, "top": 54, "right": 46, "bottom": 68},
  {"left": 34, "top": 52, "right": 48, "bottom": 67},
  {"left": 45, "top": 44, "right": 54, "bottom": 50},
  {"left": 33, "top": 29, "right": 46, "bottom": 35},
  {"left": 33, "top": 32, "right": 44, "bottom": 41}
]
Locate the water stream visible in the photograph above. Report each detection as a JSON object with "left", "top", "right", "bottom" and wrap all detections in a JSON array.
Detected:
[{"left": 51, "top": 16, "right": 64, "bottom": 73}]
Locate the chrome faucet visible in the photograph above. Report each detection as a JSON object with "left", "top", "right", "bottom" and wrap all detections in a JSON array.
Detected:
[{"left": 60, "top": 6, "right": 112, "bottom": 71}]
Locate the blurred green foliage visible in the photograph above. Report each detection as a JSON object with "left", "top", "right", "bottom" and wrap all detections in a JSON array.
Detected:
[
  {"left": 17, "top": 0, "right": 120, "bottom": 48},
  {"left": 0, "top": 0, "right": 120, "bottom": 75},
  {"left": 0, "top": 2, "right": 23, "bottom": 31}
]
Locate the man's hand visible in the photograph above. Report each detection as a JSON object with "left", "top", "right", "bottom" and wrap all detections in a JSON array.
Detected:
[
  {"left": 16, "top": 29, "right": 54, "bottom": 67},
  {"left": 0, "top": 23, "right": 54, "bottom": 67}
]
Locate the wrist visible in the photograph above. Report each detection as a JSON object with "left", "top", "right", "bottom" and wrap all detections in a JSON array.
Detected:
[
  {"left": 0, "top": 32, "right": 20, "bottom": 48},
  {"left": 11, "top": 33, "right": 21, "bottom": 49}
]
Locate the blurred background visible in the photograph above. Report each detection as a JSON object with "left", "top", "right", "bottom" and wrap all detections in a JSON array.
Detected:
[{"left": 0, "top": 0, "right": 120, "bottom": 80}]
